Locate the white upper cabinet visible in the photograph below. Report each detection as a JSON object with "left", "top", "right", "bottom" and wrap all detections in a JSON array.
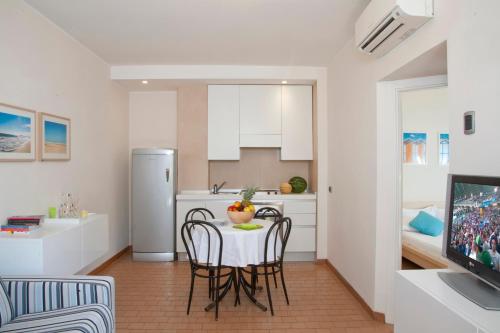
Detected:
[
  {"left": 208, "top": 85, "right": 240, "bottom": 160},
  {"left": 239, "top": 85, "right": 282, "bottom": 147},
  {"left": 207, "top": 84, "right": 313, "bottom": 160},
  {"left": 281, "top": 85, "right": 313, "bottom": 160}
]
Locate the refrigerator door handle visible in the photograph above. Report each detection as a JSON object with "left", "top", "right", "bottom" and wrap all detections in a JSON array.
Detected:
[{"left": 165, "top": 168, "right": 170, "bottom": 182}]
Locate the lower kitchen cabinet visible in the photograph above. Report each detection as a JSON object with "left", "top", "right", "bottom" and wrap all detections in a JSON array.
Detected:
[
  {"left": 176, "top": 196, "right": 317, "bottom": 260},
  {"left": 287, "top": 225, "right": 316, "bottom": 252}
]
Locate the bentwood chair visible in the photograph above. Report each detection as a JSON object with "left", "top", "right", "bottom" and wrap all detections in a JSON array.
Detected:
[
  {"left": 253, "top": 207, "right": 283, "bottom": 289},
  {"left": 248, "top": 213, "right": 292, "bottom": 315},
  {"left": 184, "top": 208, "right": 216, "bottom": 298},
  {"left": 185, "top": 208, "right": 215, "bottom": 223},
  {"left": 181, "top": 220, "right": 237, "bottom": 320}
]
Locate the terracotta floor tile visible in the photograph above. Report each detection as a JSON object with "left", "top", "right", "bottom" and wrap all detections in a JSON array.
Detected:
[{"left": 99, "top": 253, "right": 393, "bottom": 332}]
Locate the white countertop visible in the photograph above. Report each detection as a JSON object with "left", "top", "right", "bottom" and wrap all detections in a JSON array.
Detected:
[
  {"left": 176, "top": 191, "right": 316, "bottom": 201},
  {"left": 0, "top": 214, "right": 103, "bottom": 240}
]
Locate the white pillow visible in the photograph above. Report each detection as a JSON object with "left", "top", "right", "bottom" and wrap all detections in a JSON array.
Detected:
[
  {"left": 402, "top": 206, "right": 442, "bottom": 232},
  {"left": 402, "top": 224, "right": 418, "bottom": 232},
  {"left": 402, "top": 215, "right": 418, "bottom": 232},
  {"left": 402, "top": 206, "right": 437, "bottom": 219},
  {"left": 436, "top": 208, "right": 446, "bottom": 221}
]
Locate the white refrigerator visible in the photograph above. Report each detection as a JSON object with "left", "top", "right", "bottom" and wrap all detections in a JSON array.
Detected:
[{"left": 131, "top": 148, "right": 176, "bottom": 261}]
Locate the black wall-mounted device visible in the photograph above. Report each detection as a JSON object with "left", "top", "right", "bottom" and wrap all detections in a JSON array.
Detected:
[{"left": 464, "top": 111, "right": 475, "bottom": 135}]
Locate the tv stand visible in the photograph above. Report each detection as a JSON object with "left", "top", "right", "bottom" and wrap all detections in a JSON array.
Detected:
[
  {"left": 395, "top": 269, "right": 500, "bottom": 333},
  {"left": 438, "top": 272, "right": 500, "bottom": 311}
]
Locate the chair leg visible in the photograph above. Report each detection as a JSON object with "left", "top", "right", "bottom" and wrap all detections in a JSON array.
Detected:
[
  {"left": 208, "top": 269, "right": 213, "bottom": 299},
  {"left": 187, "top": 272, "right": 195, "bottom": 315},
  {"left": 272, "top": 266, "right": 278, "bottom": 288},
  {"left": 251, "top": 266, "right": 257, "bottom": 296},
  {"left": 215, "top": 270, "right": 221, "bottom": 320},
  {"left": 264, "top": 266, "right": 274, "bottom": 315},
  {"left": 232, "top": 269, "right": 240, "bottom": 306},
  {"left": 211, "top": 269, "right": 216, "bottom": 301},
  {"left": 280, "top": 265, "right": 290, "bottom": 305}
]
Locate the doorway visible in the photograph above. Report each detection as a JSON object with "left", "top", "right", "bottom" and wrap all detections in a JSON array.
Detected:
[
  {"left": 375, "top": 41, "right": 448, "bottom": 323},
  {"left": 400, "top": 86, "right": 449, "bottom": 270}
]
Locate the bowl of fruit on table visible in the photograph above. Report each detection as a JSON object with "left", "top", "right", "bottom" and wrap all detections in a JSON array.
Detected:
[{"left": 227, "top": 187, "right": 257, "bottom": 224}]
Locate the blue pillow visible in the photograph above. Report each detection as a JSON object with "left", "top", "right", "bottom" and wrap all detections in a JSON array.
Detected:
[{"left": 409, "top": 211, "right": 443, "bottom": 237}]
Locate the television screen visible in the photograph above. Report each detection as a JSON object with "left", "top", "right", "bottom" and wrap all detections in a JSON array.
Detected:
[{"left": 447, "top": 175, "right": 500, "bottom": 284}]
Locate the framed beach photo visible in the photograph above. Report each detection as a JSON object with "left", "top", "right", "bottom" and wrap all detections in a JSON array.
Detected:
[
  {"left": 0, "top": 103, "right": 37, "bottom": 161},
  {"left": 39, "top": 113, "right": 71, "bottom": 161},
  {"left": 439, "top": 133, "right": 450, "bottom": 166},
  {"left": 402, "top": 132, "right": 427, "bottom": 165}
]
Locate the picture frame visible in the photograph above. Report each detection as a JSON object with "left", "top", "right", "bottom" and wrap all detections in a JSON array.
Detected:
[
  {"left": 39, "top": 112, "right": 71, "bottom": 161},
  {"left": 402, "top": 132, "right": 427, "bottom": 165},
  {"left": 0, "top": 103, "right": 37, "bottom": 161},
  {"left": 439, "top": 133, "right": 449, "bottom": 166}
]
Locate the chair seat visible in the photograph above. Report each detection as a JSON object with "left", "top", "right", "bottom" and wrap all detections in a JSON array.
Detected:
[{"left": 0, "top": 304, "right": 113, "bottom": 333}]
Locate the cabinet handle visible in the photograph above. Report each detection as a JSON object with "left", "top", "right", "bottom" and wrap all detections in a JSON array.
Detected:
[{"left": 166, "top": 168, "right": 170, "bottom": 182}]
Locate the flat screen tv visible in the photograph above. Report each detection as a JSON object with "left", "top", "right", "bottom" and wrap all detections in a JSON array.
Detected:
[{"left": 441, "top": 174, "right": 500, "bottom": 309}]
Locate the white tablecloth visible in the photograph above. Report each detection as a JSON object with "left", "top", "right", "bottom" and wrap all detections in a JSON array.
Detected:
[{"left": 190, "top": 219, "right": 281, "bottom": 267}]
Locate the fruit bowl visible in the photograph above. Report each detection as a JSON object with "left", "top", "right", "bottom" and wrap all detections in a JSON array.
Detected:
[
  {"left": 226, "top": 186, "right": 258, "bottom": 224},
  {"left": 227, "top": 211, "right": 254, "bottom": 224}
]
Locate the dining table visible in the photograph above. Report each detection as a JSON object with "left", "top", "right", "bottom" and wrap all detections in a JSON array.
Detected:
[{"left": 189, "top": 218, "right": 281, "bottom": 312}]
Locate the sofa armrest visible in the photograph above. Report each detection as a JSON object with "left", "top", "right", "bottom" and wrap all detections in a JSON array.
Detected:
[{"left": 1, "top": 275, "right": 115, "bottom": 318}]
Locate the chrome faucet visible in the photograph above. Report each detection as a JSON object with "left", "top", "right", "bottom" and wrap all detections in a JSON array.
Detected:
[{"left": 212, "top": 181, "right": 227, "bottom": 194}]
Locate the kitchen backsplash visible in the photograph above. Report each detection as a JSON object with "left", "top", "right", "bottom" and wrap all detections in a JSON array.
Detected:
[{"left": 209, "top": 148, "right": 311, "bottom": 190}]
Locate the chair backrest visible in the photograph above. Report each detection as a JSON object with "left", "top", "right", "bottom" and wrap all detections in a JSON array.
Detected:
[
  {"left": 181, "top": 220, "right": 223, "bottom": 270},
  {"left": 254, "top": 207, "right": 282, "bottom": 222},
  {"left": 264, "top": 217, "right": 292, "bottom": 265},
  {"left": 185, "top": 208, "right": 215, "bottom": 223},
  {"left": 0, "top": 277, "right": 14, "bottom": 327}
]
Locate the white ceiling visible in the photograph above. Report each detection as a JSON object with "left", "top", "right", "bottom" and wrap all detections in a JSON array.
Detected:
[
  {"left": 26, "top": 0, "right": 369, "bottom": 66},
  {"left": 117, "top": 78, "right": 316, "bottom": 92}
]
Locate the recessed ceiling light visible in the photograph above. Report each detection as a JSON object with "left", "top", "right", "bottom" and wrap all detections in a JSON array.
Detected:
[
  {"left": 142, "top": 80, "right": 148, "bottom": 84},
  {"left": 281, "top": 80, "right": 288, "bottom": 84}
]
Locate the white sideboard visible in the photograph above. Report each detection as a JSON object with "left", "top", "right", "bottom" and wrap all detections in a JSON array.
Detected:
[
  {"left": 395, "top": 269, "right": 500, "bottom": 333},
  {"left": 0, "top": 214, "right": 109, "bottom": 275},
  {"left": 176, "top": 194, "right": 316, "bottom": 261}
]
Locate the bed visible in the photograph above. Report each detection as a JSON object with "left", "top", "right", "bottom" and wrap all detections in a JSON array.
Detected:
[{"left": 401, "top": 202, "right": 448, "bottom": 269}]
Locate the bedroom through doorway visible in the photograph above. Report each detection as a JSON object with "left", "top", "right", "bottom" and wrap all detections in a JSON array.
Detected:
[{"left": 400, "top": 86, "right": 449, "bottom": 270}]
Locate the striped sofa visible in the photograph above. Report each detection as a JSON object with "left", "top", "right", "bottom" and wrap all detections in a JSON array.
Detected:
[{"left": 0, "top": 275, "right": 115, "bottom": 333}]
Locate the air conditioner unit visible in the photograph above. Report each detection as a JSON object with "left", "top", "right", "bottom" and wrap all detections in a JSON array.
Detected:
[{"left": 355, "top": 0, "right": 433, "bottom": 56}]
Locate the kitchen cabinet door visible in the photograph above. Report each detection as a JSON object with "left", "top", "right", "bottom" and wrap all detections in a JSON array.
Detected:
[
  {"left": 286, "top": 226, "right": 316, "bottom": 252},
  {"left": 208, "top": 85, "right": 240, "bottom": 160},
  {"left": 239, "top": 85, "right": 282, "bottom": 147},
  {"left": 281, "top": 85, "right": 313, "bottom": 160}
]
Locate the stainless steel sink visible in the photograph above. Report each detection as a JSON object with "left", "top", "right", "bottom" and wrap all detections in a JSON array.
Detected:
[{"left": 212, "top": 189, "right": 242, "bottom": 194}]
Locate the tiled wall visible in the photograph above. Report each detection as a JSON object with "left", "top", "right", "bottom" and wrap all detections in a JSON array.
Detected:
[{"left": 209, "top": 148, "right": 311, "bottom": 190}]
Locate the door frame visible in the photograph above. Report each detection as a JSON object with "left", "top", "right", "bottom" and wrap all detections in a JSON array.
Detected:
[{"left": 375, "top": 75, "right": 448, "bottom": 323}]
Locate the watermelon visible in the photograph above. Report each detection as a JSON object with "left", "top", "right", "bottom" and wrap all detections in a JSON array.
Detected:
[{"left": 289, "top": 176, "right": 307, "bottom": 193}]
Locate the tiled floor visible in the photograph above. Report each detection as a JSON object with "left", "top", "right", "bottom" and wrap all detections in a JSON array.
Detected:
[{"left": 100, "top": 252, "right": 393, "bottom": 333}]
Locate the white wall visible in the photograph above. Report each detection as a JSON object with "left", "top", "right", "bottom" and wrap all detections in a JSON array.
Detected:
[
  {"left": 0, "top": 1, "right": 129, "bottom": 267},
  {"left": 111, "top": 65, "right": 329, "bottom": 259},
  {"left": 327, "top": 0, "right": 500, "bottom": 316},
  {"left": 402, "top": 87, "right": 449, "bottom": 203},
  {"left": 129, "top": 91, "right": 177, "bottom": 149}
]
